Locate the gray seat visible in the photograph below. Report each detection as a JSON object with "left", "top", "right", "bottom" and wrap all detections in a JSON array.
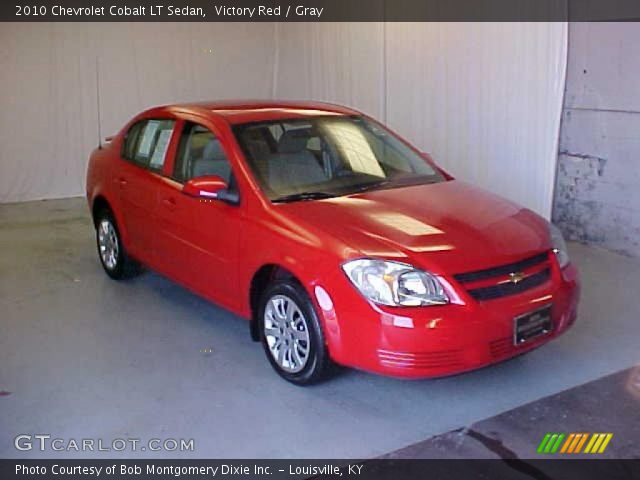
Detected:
[
  {"left": 191, "top": 139, "right": 231, "bottom": 181},
  {"left": 267, "top": 131, "right": 326, "bottom": 190}
]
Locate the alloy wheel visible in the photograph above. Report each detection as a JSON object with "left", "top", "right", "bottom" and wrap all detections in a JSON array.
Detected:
[
  {"left": 263, "top": 294, "right": 311, "bottom": 373},
  {"left": 98, "top": 219, "right": 119, "bottom": 271}
]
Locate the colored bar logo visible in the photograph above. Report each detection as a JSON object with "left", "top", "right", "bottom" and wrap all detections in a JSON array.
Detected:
[{"left": 538, "top": 433, "right": 613, "bottom": 454}]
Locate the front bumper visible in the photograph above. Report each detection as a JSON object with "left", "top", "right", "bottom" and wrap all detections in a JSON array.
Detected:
[{"left": 316, "top": 262, "right": 580, "bottom": 379}]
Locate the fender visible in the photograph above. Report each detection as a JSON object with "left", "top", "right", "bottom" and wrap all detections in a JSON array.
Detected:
[{"left": 89, "top": 188, "right": 131, "bottom": 251}]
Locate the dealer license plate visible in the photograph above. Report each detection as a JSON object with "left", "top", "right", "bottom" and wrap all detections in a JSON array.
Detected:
[{"left": 514, "top": 304, "right": 553, "bottom": 345}]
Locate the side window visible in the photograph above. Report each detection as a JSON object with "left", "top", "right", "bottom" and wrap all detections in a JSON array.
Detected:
[
  {"left": 122, "top": 121, "right": 144, "bottom": 161},
  {"left": 122, "top": 119, "right": 175, "bottom": 171},
  {"left": 174, "top": 123, "right": 233, "bottom": 184}
]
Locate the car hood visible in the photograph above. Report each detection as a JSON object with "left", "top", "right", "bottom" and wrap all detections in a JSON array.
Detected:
[{"left": 276, "top": 180, "right": 551, "bottom": 275}]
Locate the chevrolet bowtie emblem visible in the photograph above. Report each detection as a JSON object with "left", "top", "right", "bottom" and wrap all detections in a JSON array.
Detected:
[{"left": 509, "top": 272, "right": 526, "bottom": 284}]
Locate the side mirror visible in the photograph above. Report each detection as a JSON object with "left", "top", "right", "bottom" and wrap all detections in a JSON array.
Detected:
[{"left": 182, "top": 176, "right": 240, "bottom": 205}]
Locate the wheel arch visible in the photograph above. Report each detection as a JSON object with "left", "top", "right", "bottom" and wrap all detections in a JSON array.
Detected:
[
  {"left": 90, "top": 193, "right": 129, "bottom": 247},
  {"left": 248, "top": 264, "right": 298, "bottom": 341},
  {"left": 91, "top": 195, "right": 112, "bottom": 227}
]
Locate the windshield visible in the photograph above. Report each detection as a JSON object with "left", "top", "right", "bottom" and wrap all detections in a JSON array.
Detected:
[{"left": 233, "top": 115, "right": 444, "bottom": 202}]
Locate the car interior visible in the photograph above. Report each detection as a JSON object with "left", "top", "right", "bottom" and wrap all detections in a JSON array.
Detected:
[
  {"left": 236, "top": 118, "right": 441, "bottom": 199},
  {"left": 267, "top": 129, "right": 328, "bottom": 191},
  {"left": 175, "top": 124, "right": 232, "bottom": 183}
]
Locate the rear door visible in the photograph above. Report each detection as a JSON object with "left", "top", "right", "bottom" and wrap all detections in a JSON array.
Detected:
[{"left": 117, "top": 118, "right": 177, "bottom": 263}]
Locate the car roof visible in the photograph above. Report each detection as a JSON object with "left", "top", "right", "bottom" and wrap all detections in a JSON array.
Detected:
[{"left": 163, "top": 100, "right": 361, "bottom": 125}]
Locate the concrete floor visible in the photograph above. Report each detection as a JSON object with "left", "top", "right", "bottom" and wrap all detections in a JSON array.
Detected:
[
  {"left": 384, "top": 367, "right": 640, "bottom": 459},
  {"left": 1, "top": 197, "right": 639, "bottom": 459}
]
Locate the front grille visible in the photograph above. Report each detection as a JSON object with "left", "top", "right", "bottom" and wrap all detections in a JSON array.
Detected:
[
  {"left": 377, "top": 349, "right": 464, "bottom": 370},
  {"left": 453, "top": 251, "right": 552, "bottom": 302},
  {"left": 466, "top": 268, "right": 551, "bottom": 301},
  {"left": 453, "top": 252, "right": 549, "bottom": 283},
  {"left": 489, "top": 337, "right": 514, "bottom": 358}
]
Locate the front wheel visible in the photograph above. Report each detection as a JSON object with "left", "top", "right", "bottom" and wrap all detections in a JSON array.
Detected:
[{"left": 258, "top": 280, "right": 333, "bottom": 385}]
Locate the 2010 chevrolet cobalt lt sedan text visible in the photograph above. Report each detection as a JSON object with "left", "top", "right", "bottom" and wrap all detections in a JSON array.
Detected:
[{"left": 86, "top": 100, "right": 580, "bottom": 385}]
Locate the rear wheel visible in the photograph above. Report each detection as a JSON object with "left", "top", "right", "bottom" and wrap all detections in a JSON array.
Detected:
[
  {"left": 258, "top": 280, "right": 333, "bottom": 385},
  {"left": 95, "top": 209, "right": 139, "bottom": 280}
]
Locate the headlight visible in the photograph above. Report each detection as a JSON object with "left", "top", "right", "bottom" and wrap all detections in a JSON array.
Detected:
[
  {"left": 550, "top": 223, "right": 570, "bottom": 268},
  {"left": 342, "top": 259, "right": 449, "bottom": 306}
]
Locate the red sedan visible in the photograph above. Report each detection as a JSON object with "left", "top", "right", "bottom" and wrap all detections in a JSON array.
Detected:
[{"left": 86, "top": 100, "right": 580, "bottom": 385}]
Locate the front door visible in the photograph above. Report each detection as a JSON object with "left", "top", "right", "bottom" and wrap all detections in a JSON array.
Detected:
[{"left": 155, "top": 121, "right": 242, "bottom": 310}]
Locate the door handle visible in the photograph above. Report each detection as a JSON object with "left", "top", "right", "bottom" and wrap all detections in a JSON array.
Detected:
[
  {"left": 162, "top": 197, "right": 176, "bottom": 208},
  {"left": 116, "top": 177, "right": 127, "bottom": 186}
]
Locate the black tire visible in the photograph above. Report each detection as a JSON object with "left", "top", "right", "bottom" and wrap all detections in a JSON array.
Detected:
[
  {"left": 258, "top": 280, "right": 333, "bottom": 385},
  {"left": 94, "top": 208, "right": 140, "bottom": 280}
]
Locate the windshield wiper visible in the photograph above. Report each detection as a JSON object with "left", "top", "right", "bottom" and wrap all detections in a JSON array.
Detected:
[
  {"left": 272, "top": 191, "right": 337, "bottom": 203},
  {"left": 350, "top": 176, "right": 440, "bottom": 195},
  {"left": 349, "top": 179, "right": 394, "bottom": 194}
]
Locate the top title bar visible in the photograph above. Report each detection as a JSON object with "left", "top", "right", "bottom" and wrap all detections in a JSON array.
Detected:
[{"left": 4, "top": 0, "right": 640, "bottom": 22}]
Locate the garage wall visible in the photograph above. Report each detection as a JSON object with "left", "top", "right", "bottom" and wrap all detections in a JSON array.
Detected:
[
  {"left": 274, "top": 23, "right": 568, "bottom": 218},
  {"left": 552, "top": 23, "right": 640, "bottom": 257},
  {"left": 272, "top": 23, "right": 386, "bottom": 119},
  {"left": 1, "top": 22, "right": 568, "bottom": 214},
  {"left": 0, "top": 23, "right": 276, "bottom": 203}
]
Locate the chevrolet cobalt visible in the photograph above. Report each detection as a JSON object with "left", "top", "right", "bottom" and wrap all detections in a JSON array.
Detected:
[{"left": 86, "top": 101, "right": 580, "bottom": 385}]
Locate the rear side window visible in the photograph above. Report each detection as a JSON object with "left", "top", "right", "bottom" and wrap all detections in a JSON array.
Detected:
[{"left": 122, "top": 119, "right": 175, "bottom": 170}]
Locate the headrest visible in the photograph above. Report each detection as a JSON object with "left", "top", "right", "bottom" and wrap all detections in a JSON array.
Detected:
[
  {"left": 278, "top": 130, "right": 311, "bottom": 154},
  {"left": 203, "top": 139, "right": 225, "bottom": 161}
]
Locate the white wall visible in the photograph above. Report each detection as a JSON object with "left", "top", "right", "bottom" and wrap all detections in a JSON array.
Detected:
[
  {"left": 1, "top": 22, "right": 567, "bottom": 217},
  {"left": 0, "top": 23, "right": 276, "bottom": 203},
  {"left": 274, "top": 23, "right": 568, "bottom": 217},
  {"left": 273, "top": 23, "right": 386, "bottom": 119}
]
